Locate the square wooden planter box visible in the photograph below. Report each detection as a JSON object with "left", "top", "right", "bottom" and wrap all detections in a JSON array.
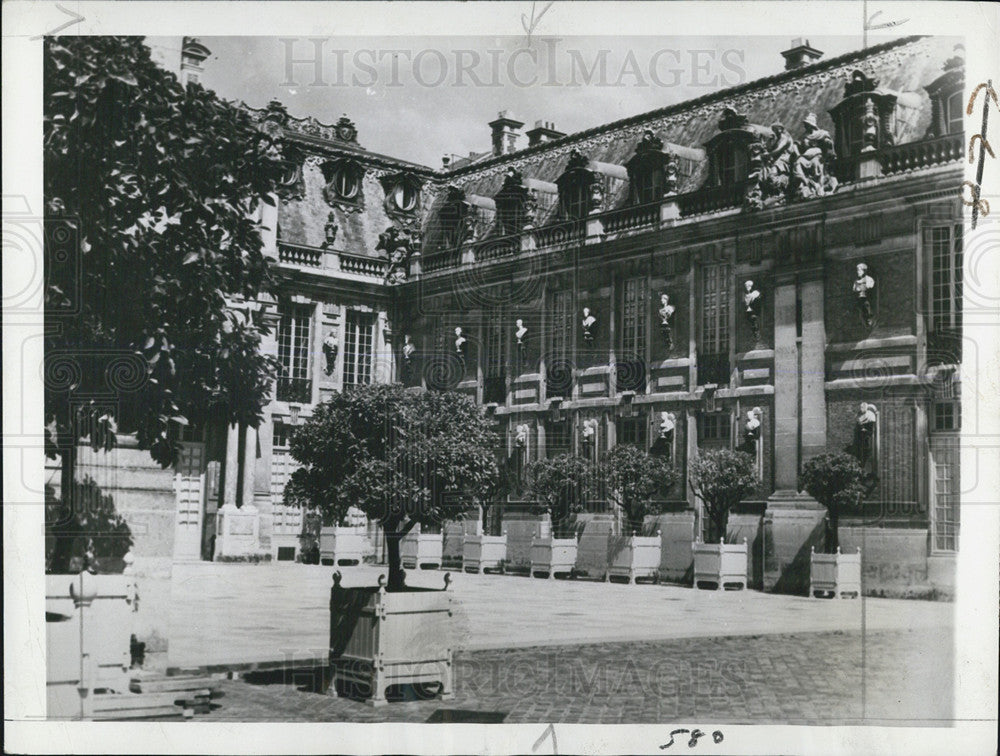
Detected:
[
  {"left": 328, "top": 572, "right": 455, "bottom": 706},
  {"left": 46, "top": 572, "right": 137, "bottom": 718},
  {"left": 809, "top": 547, "right": 862, "bottom": 599},
  {"left": 606, "top": 533, "right": 662, "bottom": 584},
  {"left": 530, "top": 536, "right": 578, "bottom": 578},
  {"left": 401, "top": 532, "right": 443, "bottom": 570},
  {"left": 693, "top": 539, "right": 748, "bottom": 590},
  {"left": 462, "top": 533, "right": 507, "bottom": 574},
  {"left": 319, "top": 526, "right": 366, "bottom": 566}
]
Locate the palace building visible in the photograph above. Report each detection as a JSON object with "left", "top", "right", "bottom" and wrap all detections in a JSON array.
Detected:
[{"left": 101, "top": 35, "right": 966, "bottom": 596}]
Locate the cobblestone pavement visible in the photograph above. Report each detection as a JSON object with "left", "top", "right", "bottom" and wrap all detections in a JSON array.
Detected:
[{"left": 192, "top": 626, "right": 952, "bottom": 726}]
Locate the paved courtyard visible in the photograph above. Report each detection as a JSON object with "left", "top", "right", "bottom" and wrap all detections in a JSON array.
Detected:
[
  {"left": 195, "top": 628, "right": 951, "bottom": 725},
  {"left": 159, "top": 563, "right": 954, "bottom": 724},
  {"left": 167, "top": 563, "right": 952, "bottom": 670}
]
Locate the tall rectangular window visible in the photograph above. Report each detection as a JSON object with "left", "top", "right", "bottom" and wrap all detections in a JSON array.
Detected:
[
  {"left": 270, "top": 423, "right": 303, "bottom": 536},
  {"left": 616, "top": 414, "right": 647, "bottom": 450},
  {"left": 930, "top": 436, "right": 959, "bottom": 552},
  {"left": 619, "top": 276, "right": 648, "bottom": 392},
  {"left": 698, "top": 412, "right": 732, "bottom": 450},
  {"left": 926, "top": 223, "right": 963, "bottom": 363},
  {"left": 698, "top": 263, "right": 730, "bottom": 385},
  {"left": 544, "top": 418, "right": 571, "bottom": 458},
  {"left": 484, "top": 306, "right": 506, "bottom": 404},
  {"left": 343, "top": 310, "right": 375, "bottom": 387},
  {"left": 547, "top": 290, "right": 574, "bottom": 397},
  {"left": 277, "top": 305, "right": 312, "bottom": 403}
]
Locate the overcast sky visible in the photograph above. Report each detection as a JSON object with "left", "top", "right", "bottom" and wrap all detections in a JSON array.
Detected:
[{"left": 146, "top": 33, "right": 908, "bottom": 168}]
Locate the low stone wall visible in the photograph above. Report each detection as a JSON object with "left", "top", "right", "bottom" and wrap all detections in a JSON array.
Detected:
[
  {"left": 649, "top": 511, "right": 695, "bottom": 584},
  {"left": 840, "top": 525, "right": 952, "bottom": 599},
  {"left": 500, "top": 512, "right": 546, "bottom": 573},
  {"left": 572, "top": 514, "right": 617, "bottom": 579}
]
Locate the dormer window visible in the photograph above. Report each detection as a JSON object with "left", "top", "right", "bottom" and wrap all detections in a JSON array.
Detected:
[
  {"left": 437, "top": 185, "right": 472, "bottom": 249},
  {"left": 829, "top": 70, "right": 897, "bottom": 167},
  {"left": 394, "top": 183, "right": 418, "bottom": 211},
  {"left": 945, "top": 90, "right": 964, "bottom": 135},
  {"left": 321, "top": 159, "right": 364, "bottom": 208},
  {"left": 925, "top": 49, "right": 965, "bottom": 138},
  {"left": 334, "top": 170, "right": 359, "bottom": 200},
  {"left": 380, "top": 172, "right": 422, "bottom": 216},
  {"left": 625, "top": 130, "right": 680, "bottom": 204},
  {"left": 704, "top": 108, "right": 762, "bottom": 187},
  {"left": 716, "top": 145, "right": 749, "bottom": 185},
  {"left": 561, "top": 184, "right": 591, "bottom": 220},
  {"left": 556, "top": 149, "right": 604, "bottom": 220}
]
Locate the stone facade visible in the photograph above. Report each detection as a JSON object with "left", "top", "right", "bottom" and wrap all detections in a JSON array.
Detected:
[{"left": 138, "top": 35, "right": 964, "bottom": 597}]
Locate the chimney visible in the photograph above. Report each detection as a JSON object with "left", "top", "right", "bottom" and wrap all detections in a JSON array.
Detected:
[
  {"left": 526, "top": 120, "right": 566, "bottom": 147},
  {"left": 488, "top": 110, "right": 525, "bottom": 156},
  {"left": 780, "top": 38, "right": 823, "bottom": 71},
  {"left": 180, "top": 37, "right": 211, "bottom": 86}
]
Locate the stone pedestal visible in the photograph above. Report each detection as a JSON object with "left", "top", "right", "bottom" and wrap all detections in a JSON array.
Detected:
[
  {"left": 763, "top": 491, "right": 825, "bottom": 593},
  {"left": 214, "top": 503, "right": 261, "bottom": 559}
]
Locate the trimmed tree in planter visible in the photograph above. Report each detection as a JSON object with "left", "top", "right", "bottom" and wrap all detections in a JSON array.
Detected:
[
  {"left": 461, "top": 448, "right": 516, "bottom": 574},
  {"left": 800, "top": 452, "right": 865, "bottom": 598},
  {"left": 524, "top": 454, "right": 596, "bottom": 578},
  {"left": 283, "top": 384, "right": 499, "bottom": 705},
  {"left": 689, "top": 449, "right": 759, "bottom": 590},
  {"left": 603, "top": 444, "right": 678, "bottom": 583},
  {"left": 284, "top": 384, "right": 499, "bottom": 590}
]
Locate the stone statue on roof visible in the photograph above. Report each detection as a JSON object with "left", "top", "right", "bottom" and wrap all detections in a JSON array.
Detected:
[{"left": 793, "top": 113, "right": 838, "bottom": 198}]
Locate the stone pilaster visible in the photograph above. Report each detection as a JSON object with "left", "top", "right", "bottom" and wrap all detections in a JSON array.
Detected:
[{"left": 765, "top": 274, "right": 825, "bottom": 593}]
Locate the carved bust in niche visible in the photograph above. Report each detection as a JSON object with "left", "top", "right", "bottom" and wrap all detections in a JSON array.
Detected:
[
  {"left": 744, "top": 407, "right": 762, "bottom": 442},
  {"left": 853, "top": 262, "right": 875, "bottom": 328},
  {"left": 402, "top": 334, "right": 416, "bottom": 362},
  {"left": 659, "top": 411, "right": 676, "bottom": 437},
  {"left": 514, "top": 423, "right": 530, "bottom": 449},
  {"left": 659, "top": 293, "right": 675, "bottom": 348},
  {"left": 322, "top": 333, "right": 339, "bottom": 375},
  {"left": 454, "top": 326, "right": 466, "bottom": 356},
  {"left": 581, "top": 418, "right": 599, "bottom": 445},
  {"left": 581, "top": 307, "right": 597, "bottom": 343},
  {"left": 855, "top": 401, "right": 879, "bottom": 488},
  {"left": 743, "top": 280, "right": 762, "bottom": 340},
  {"left": 515, "top": 318, "right": 528, "bottom": 347}
]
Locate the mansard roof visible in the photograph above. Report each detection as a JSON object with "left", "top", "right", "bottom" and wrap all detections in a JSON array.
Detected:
[
  {"left": 437, "top": 35, "right": 955, "bottom": 204},
  {"left": 268, "top": 35, "right": 960, "bottom": 256}
]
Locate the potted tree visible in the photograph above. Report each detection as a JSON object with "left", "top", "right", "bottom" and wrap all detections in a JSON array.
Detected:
[
  {"left": 689, "top": 449, "right": 759, "bottom": 590},
  {"left": 603, "top": 444, "right": 678, "bottom": 584},
  {"left": 800, "top": 452, "right": 865, "bottom": 599},
  {"left": 284, "top": 384, "right": 499, "bottom": 705},
  {"left": 525, "top": 454, "right": 596, "bottom": 579},
  {"left": 318, "top": 513, "right": 367, "bottom": 567},
  {"left": 462, "top": 450, "right": 514, "bottom": 574}
]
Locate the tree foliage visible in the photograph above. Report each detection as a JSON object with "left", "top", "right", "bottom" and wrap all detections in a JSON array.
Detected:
[
  {"left": 602, "top": 444, "right": 679, "bottom": 535},
  {"left": 689, "top": 449, "right": 759, "bottom": 544},
  {"left": 524, "top": 454, "right": 598, "bottom": 538},
  {"left": 799, "top": 452, "right": 866, "bottom": 553},
  {"left": 44, "top": 36, "right": 283, "bottom": 468},
  {"left": 284, "top": 384, "right": 500, "bottom": 589}
]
